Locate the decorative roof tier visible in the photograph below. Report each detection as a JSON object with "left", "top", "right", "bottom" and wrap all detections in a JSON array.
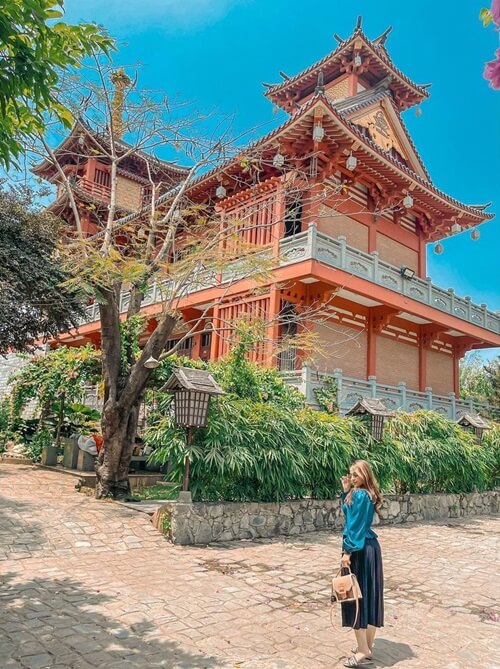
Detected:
[
  {"left": 179, "top": 94, "right": 493, "bottom": 240},
  {"left": 264, "top": 17, "right": 430, "bottom": 113},
  {"left": 32, "top": 120, "right": 189, "bottom": 183}
]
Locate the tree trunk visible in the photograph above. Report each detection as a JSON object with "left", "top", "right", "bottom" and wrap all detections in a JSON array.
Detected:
[{"left": 95, "top": 401, "right": 140, "bottom": 499}]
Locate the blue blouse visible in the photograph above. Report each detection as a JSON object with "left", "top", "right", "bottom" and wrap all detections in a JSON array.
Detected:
[{"left": 341, "top": 488, "right": 378, "bottom": 554}]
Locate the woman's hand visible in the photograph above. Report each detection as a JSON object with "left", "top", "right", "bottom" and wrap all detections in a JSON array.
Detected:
[
  {"left": 340, "top": 476, "right": 351, "bottom": 493},
  {"left": 341, "top": 553, "right": 351, "bottom": 568}
]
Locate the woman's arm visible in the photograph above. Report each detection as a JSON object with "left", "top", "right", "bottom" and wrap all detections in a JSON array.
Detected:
[{"left": 342, "top": 489, "right": 373, "bottom": 554}]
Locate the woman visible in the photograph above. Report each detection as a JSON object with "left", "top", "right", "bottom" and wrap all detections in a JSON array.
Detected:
[{"left": 340, "top": 460, "right": 384, "bottom": 668}]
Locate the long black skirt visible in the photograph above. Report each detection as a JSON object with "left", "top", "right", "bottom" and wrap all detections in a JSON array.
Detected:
[{"left": 341, "top": 537, "right": 384, "bottom": 629}]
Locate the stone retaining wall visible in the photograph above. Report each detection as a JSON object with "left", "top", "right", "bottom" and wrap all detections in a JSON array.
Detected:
[{"left": 158, "top": 490, "right": 499, "bottom": 545}]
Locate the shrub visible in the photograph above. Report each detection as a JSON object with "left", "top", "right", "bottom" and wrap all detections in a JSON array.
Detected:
[{"left": 145, "top": 355, "right": 499, "bottom": 501}]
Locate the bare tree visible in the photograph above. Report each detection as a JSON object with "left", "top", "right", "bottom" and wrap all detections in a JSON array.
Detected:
[{"left": 23, "top": 57, "right": 401, "bottom": 498}]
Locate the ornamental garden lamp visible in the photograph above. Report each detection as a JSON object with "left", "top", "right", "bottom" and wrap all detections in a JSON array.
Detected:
[
  {"left": 346, "top": 397, "right": 395, "bottom": 442},
  {"left": 457, "top": 413, "right": 490, "bottom": 443},
  {"left": 162, "top": 367, "right": 225, "bottom": 494}
]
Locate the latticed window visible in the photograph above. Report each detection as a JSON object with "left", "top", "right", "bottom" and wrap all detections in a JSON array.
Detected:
[{"left": 94, "top": 168, "right": 111, "bottom": 188}]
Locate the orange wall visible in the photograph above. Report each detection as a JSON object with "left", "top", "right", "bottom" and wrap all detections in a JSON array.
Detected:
[
  {"left": 376, "top": 335, "right": 419, "bottom": 389},
  {"left": 312, "top": 321, "right": 367, "bottom": 378},
  {"left": 426, "top": 349, "right": 455, "bottom": 395},
  {"left": 377, "top": 233, "right": 419, "bottom": 272},
  {"left": 116, "top": 176, "right": 142, "bottom": 211},
  {"left": 318, "top": 206, "right": 369, "bottom": 252}
]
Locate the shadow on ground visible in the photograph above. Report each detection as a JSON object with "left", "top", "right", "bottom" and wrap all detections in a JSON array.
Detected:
[{"left": 0, "top": 571, "right": 220, "bottom": 669}]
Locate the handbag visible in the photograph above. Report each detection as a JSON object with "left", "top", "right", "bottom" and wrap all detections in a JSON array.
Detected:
[
  {"left": 331, "top": 567, "right": 362, "bottom": 604},
  {"left": 330, "top": 566, "right": 362, "bottom": 630}
]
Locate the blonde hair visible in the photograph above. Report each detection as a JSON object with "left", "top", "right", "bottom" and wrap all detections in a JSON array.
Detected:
[{"left": 345, "top": 459, "right": 383, "bottom": 515}]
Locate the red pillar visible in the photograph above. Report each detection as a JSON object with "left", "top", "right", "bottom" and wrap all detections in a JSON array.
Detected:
[{"left": 366, "top": 316, "right": 376, "bottom": 379}]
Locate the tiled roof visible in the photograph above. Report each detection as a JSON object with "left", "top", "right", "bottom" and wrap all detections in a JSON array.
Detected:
[{"left": 264, "top": 28, "right": 429, "bottom": 103}]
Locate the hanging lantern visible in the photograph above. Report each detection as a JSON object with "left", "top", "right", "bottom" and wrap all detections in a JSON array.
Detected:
[
  {"left": 346, "top": 153, "right": 357, "bottom": 171},
  {"left": 312, "top": 124, "right": 325, "bottom": 142},
  {"left": 402, "top": 194, "right": 414, "bottom": 209},
  {"left": 471, "top": 228, "right": 480, "bottom": 241},
  {"left": 354, "top": 54, "right": 362, "bottom": 68},
  {"left": 434, "top": 242, "right": 444, "bottom": 255},
  {"left": 272, "top": 151, "right": 285, "bottom": 169},
  {"left": 216, "top": 184, "right": 226, "bottom": 199},
  {"left": 450, "top": 222, "right": 462, "bottom": 235}
]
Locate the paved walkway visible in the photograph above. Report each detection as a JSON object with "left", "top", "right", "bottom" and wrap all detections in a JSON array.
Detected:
[{"left": 0, "top": 465, "right": 499, "bottom": 669}]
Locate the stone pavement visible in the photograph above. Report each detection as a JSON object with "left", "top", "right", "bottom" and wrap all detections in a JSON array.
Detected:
[{"left": 0, "top": 465, "right": 499, "bottom": 669}]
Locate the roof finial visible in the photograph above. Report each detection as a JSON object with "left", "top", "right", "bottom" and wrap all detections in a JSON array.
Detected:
[
  {"left": 374, "top": 26, "right": 393, "bottom": 46},
  {"left": 355, "top": 16, "right": 363, "bottom": 31},
  {"left": 333, "top": 33, "right": 343, "bottom": 44},
  {"left": 315, "top": 71, "right": 325, "bottom": 94}
]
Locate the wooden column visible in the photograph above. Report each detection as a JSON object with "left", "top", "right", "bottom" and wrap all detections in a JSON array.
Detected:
[
  {"left": 85, "top": 158, "right": 98, "bottom": 182},
  {"left": 367, "top": 315, "right": 376, "bottom": 378},
  {"left": 266, "top": 285, "right": 282, "bottom": 366},
  {"left": 347, "top": 73, "right": 358, "bottom": 96},
  {"left": 418, "top": 235, "right": 427, "bottom": 278},
  {"left": 209, "top": 305, "right": 220, "bottom": 361},
  {"left": 419, "top": 336, "right": 427, "bottom": 391},
  {"left": 272, "top": 181, "right": 286, "bottom": 258},
  {"left": 453, "top": 355, "right": 460, "bottom": 397},
  {"left": 368, "top": 224, "right": 377, "bottom": 253}
]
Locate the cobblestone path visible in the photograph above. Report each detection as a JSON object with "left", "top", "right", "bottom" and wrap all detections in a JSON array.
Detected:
[{"left": 0, "top": 465, "right": 498, "bottom": 669}]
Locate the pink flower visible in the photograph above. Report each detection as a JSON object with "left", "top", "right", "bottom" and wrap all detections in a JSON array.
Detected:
[
  {"left": 492, "top": 0, "right": 500, "bottom": 25},
  {"left": 484, "top": 49, "right": 500, "bottom": 88}
]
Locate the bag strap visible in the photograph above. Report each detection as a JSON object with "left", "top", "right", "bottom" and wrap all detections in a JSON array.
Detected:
[{"left": 330, "top": 565, "right": 360, "bottom": 632}]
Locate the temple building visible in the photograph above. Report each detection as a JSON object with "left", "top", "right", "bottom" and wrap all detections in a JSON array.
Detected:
[{"left": 34, "top": 21, "right": 500, "bottom": 418}]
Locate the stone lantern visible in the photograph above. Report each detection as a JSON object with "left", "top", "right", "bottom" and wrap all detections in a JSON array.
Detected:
[
  {"left": 457, "top": 414, "right": 490, "bottom": 443},
  {"left": 346, "top": 397, "right": 395, "bottom": 441},
  {"left": 162, "top": 367, "right": 225, "bottom": 495}
]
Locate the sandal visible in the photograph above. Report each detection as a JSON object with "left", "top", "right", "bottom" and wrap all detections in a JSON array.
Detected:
[
  {"left": 344, "top": 657, "right": 374, "bottom": 667},
  {"left": 351, "top": 647, "right": 373, "bottom": 659}
]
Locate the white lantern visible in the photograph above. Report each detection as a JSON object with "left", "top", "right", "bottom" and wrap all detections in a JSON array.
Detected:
[
  {"left": 216, "top": 184, "right": 226, "bottom": 199},
  {"left": 450, "top": 222, "right": 462, "bottom": 235},
  {"left": 346, "top": 153, "right": 357, "bottom": 171},
  {"left": 272, "top": 152, "right": 285, "bottom": 169},
  {"left": 403, "top": 194, "right": 414, "bottom": 209},
  {"left": 354, "top": 54, "right": 362, "bottom": 67},
  {"left": 312, "top": 125, "right": 325, "bottom": 142}
]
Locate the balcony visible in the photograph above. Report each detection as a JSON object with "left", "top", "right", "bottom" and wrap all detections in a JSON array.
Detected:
[
  {"left": 79, "top": 223, "right": 499, "bottom": 336},
  {"left": 282, "top": 366, "right": 495, "bottom": 420},
  {"left": 77, "top": 177, "right": 111, "bottom": 202},
  {"left": 279, "top": 224, "right": 500, "bottom": 335}
]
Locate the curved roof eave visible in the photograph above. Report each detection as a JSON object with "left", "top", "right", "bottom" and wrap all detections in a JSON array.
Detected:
[{"left": 264, "top": 30, "right": 429, "bottom": 104}]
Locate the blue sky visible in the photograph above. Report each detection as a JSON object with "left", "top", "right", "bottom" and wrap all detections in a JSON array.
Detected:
[{"left": 65, "top": 0, "right": 499, "bottom": 359}]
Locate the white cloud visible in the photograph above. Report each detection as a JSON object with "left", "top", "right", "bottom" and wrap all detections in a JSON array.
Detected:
[{"left": 64, "top": 0, "right": 243, "bottom": 32}]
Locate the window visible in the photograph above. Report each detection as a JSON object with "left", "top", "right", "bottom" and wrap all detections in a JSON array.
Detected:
[
  {"left": 94, "top": 168, "right": 111, "bottom": 188},
  {"left": 284, "top": 198, "right": 302, "bottom": 237},
  {"left": 201, "top": 333, "right": 212, "bottom": 348}
]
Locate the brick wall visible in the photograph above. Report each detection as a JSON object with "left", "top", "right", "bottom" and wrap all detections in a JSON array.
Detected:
[
  {"left": 376, "top": 335, "right": 419, "bottom": 389},
  {"left": 318, "top": 207, "right": 369, "bottom": 252},
  {"left": 376, "top": 233, "right": 419, "bottom": 272},
  {"left": 426, "top": 349, "right": 454, "bottom": 395},
  {"left": 312, "top": 322, "right": 367, "bottom": 378},
  {"left": 116, "top": 176, "right": 142, "bottom": 211}
]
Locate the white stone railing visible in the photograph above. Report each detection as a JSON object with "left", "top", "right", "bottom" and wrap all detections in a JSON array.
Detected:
[
  {"left": 281, "top": 366, "right": 495, "bottom": 420},
  {"left": 79, "top": 223, "right": 499, "bottom": 334},
  {"left": 279, "top": 224, "right": 500, "bottom": 335}
]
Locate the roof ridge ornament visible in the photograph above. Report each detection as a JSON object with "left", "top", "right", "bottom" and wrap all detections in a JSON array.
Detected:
[
  {"left": 373, "top": 26, "right": 393, "bottom": 46},
  {"left": 315, "top": 71, "right": 325, "bottom": 94},
  {"left": 355, "top": 16, "right": 363, "bottom": 31}
]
